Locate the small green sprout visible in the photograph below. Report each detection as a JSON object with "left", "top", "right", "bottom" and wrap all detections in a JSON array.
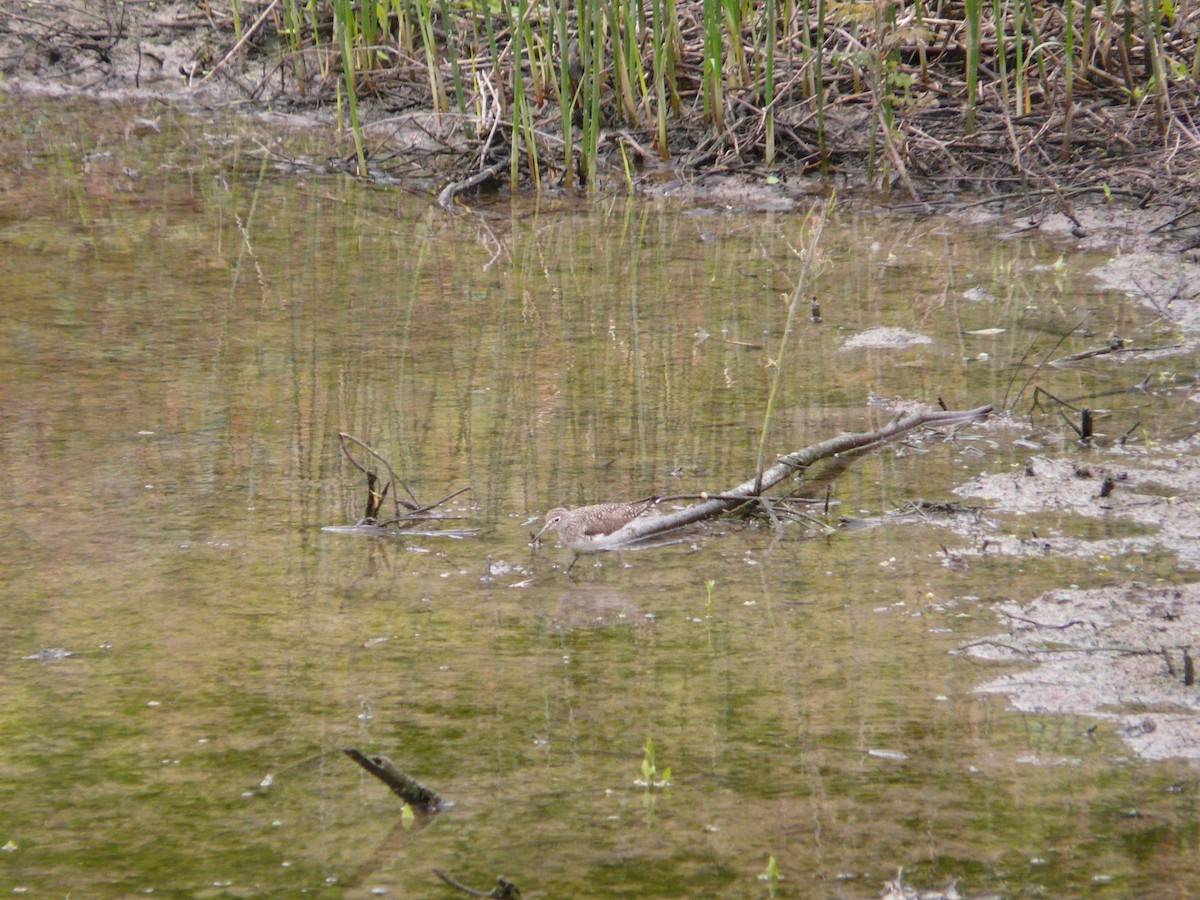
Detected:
[
  {"left": 758, "top": 855, "right": 780, "bottom": 882},
  {"left": 638, "top": 738, "right": 671, "bottom": 788}
]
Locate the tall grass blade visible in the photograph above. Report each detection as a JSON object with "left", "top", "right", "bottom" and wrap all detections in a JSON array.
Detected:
[
  {"left": 964, "top": 0, "right": 982, "bottom": 135},
  {"left": 1021, "top": 0, "right": 1051, "bottom": 102},
  {"left": 605, "top": 0, "right": 639, "bottom": 125},
  {"left": 360, "top": 0, "right": 377, "bottom": 70},
  {"left": 553, "top": 0, "right": 576, "bottom": 186},
  {"left": 722, "top": 0, "right": 748, "bottom": 86},
  {"left": 1062, "top": 0, "right": 1075, "bottom": 158},
  {"left": 993, "top": 0, "right": 1011, "bottom": 113},
  {"left": 415, "top": 0, "right": 448, "bottom": 113},
  {"left": 1014, "top": 0, "right": 1026, "bottom": 114},
  {"left": 754, "top": 195, "right": 834, "bottom": 493},
  {"left": 764, "top": 0, "right": 776, "bottom": 165},
  {"left": 437, "top": 0, "right": 471, "bottom": 134},
  {"left": 511, "top": 0, "right": 527, "bottom": 188},
  {"left": 702, "top": 0, "right": 725, "bottom": 129},
  {"left": 281, "top": 0, "right": 308, "bottom": 93},
  {"left": 1140, "top": 0, "right": 1170, "bottom": 129},
  {"left": 334, "top": 0, "right": 368, "bottom": 176},
  {"left": 815, "top": 0, "right": 827, "bottom": 171},
  {"left": 580, "top": 0, "right": 603, "bottom": 187},
  {"left": 231, "top": 0, "right": 243, "bottom": 45},
  {"left": 651, "top": 0, "right": 670, "bottom": 159}
]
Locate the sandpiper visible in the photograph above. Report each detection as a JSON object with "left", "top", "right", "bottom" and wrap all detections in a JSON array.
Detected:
[{"left": 534, "top": 498, "right": 660, "bottom": 554}]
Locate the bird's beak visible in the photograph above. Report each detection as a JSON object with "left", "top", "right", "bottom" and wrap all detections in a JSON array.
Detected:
[{"left": 532, "top": 521, "right": 553, "bottom": 545}]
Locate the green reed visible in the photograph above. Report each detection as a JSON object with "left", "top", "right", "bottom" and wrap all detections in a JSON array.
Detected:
[
  {"left": 280, "top": 0, "right": 309, "bottom": 91},
  {"left": 702, "top": 0, "right": 725, "bottom": 130},
  {"left": 753, "top": 194, "right": 834, "bottom": 494},
  {"left": 523, "top": 2, "right": 550, "bottom": 107},
  {"left": 552, "top": 1, "right": 576, "bottom": 185},
  {"left": 1080, "top": 0, "right": 1095, "bottom": 81},
  {"left": 814, "top": 0, "right": 827, "bottom": 172},
  {"left": 391, "top": 0, "right": 413, "bottom": 58},
  {"left": 992, "top": 0, "right": 1010, "bottom": 114},
  {"left": 723, "top": 0, "right": 748, "bottom": 88},
  {"left": 651, "top": 0, "right": 670, "bottom": 159},
  {"left": 438, "top": 0, "right": 470, "bottom": 133},
  {"left": 414, "top": 0, "right": 448, "bottom": 113},
  {"left": 964, "top": 0, "right": 982, "bottom": 134},
  {"left": 1062, "top": 0, "right": 1074, "bottom": 158},
  {"left": 763, "top": 0, "right": 776, "bottom": 165},
  {"left": 230, "top": 0, "right": 243, "bottom": 45},
  {"left": 1140, "top": 0, "right": 1169, "bottom": 114},
  {"left": 580, "top": 0, "right": 604, "bottom": 187},
  {"left": 1013, "top": 0, "right": 1027, "bottom": 114},
  {"left": 1194, "top": 9, "right": 1200, "bottom": 80},
  {"left": 510, "top": 0, "right": 541, "bottom": 189},
  {"left": 273, "top": 1, "right": 1195, "bottom": 188},
  {"left": 358, "top": 0, "right": 377, "bottom": 70},
  {"left": 665, "top": 0, "right": 683, "bottom": 118},
  {"left": 332, "top": 0, "right": 367, "bottom": 176},
  {"left": 866, "top": 0, "right": 901, "bottom": 182},
  {"left": 510, "top": 0, "right": 527, "bottom": 188},
  {"left": 606, "top": 0, "right": 638, "bottom": 127}
]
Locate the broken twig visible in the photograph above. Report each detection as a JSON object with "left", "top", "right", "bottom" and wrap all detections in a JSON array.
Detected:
[
  {"left": 342, "top": 748, "right": 448, "bottom": 812},
  {"left": 338, "top": 432, "right": 420, "bottom": 515},
  {"left": 432, "top": 870, "right": 523, "bottom": 898}
]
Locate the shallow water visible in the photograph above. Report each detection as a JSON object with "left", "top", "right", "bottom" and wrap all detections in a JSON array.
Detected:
[{"left": 2, "top": 96, "right": 1199, "bottom": 898}]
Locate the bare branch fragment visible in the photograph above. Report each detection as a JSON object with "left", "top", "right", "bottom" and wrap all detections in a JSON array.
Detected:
[
  {"left": 587, "top": 404, "right": 994, "bottom": 548},
  {"left": 342, "top": 748, "right": 447, "bottom": 813},
  {"left": 432, "top": 869, "right": 523, "bottom": 899}
]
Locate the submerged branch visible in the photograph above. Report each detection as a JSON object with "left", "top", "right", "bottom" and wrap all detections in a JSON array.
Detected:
[
  {"left": 381, "top": 486, "right": 473, "bottom": 524},
  {"left": 342, "top": 748, "right": 447, "bottom": 812},
  {"left": 432, "top": 869, "right": 524, "bottom": 899},
  {"left": 335, "top": 433, "right": 477, "bottom": 538},
  {"left": 338, "top": 432, "right": 420, "bottom": 513}
]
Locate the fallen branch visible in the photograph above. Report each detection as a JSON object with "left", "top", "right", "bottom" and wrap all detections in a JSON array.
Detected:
[
  {"left": 1050, "top": 337, "right": 1128, "bottom": 365},
  {"left": 584, "top": 404, "right": 994, "bottom": 547},
  {"left": 342, "top": 748, "right": 448, "bottom": 812},
  {"left": 438, "top": 157, "right": 507, "bottom": 209},
  {"left": 432, "top": 870, "right": 523, "bottom": 899}
]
